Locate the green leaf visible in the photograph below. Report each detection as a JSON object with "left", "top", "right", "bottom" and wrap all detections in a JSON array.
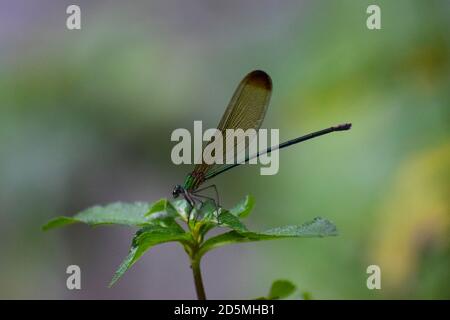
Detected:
[
  {"left": 146, "top": 198, "right": 181, "bottom": 218},
  {"left": 109, "top": 224, "right": 191, "bottom": 286},
  {"left": 199, "top": 202, "right": 248, "bottom": 234},
  {"left": 199, "top": 217, "right": 337, "bottom": 256},
  {"left": 144, "top": 199, "right": 184, "bottom": 230},
  {"left": 146, "top": 199, "right": 168, "bottom": 216},
  {"left": 229, "top": 195, "right": 255, "bottom": 218},
  {"left": 268, "top": 280, "right": 297, "bottom": 299},
  {"left": 195, "top": 200, "right": 218, "bottom": 221},
  {"left": 217, "top": 210, "right": 248, "bottom": 232},
  {"left": 302, "top": 292, "right": 312, "bottom": 300},
  {"left": 42, "top": 202, "right": 158, "bottom": 231},
  {"left": 260, "top": 217, "right": 337, "bottom": 237},
  {"left": 42, "top": 216, "right": 77, "bottom": 231},
  {"left": 170, "top": 199, "right": 192, "bottom": 221}
]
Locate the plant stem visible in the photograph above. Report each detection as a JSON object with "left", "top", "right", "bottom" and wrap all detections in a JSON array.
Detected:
[{"left": 191, "top": 256, "right": 206, "bottom": 300}]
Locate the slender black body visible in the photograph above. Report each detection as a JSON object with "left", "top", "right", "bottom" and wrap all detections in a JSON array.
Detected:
[{"left": 204, "top": 123, "right": 351, "bottom": 180}]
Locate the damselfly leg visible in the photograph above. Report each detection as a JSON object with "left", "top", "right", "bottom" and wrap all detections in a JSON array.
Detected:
[{"left": 192, "top": 184, "right": 221, "bottom": 220}]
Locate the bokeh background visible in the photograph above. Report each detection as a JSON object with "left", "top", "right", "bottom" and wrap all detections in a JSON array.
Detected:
[{"left": 0, "top": 0, "right": 449, "bottom": 299}]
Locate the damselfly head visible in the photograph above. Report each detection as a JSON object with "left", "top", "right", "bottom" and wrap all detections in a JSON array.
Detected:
[{"left": 172, "top": 185, "right": 184, "bottom": 198}]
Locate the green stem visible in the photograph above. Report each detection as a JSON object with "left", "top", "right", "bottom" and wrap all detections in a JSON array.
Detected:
[
  {"left": 188, "top": 220, "right": 207, "bottom": 300},
  {"left": 191, "top": 256, "right": 206, "bottom": 300}
]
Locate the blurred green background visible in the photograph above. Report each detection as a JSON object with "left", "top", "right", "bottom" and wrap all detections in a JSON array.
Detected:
[{"left": 0, "top": 0, "right": 449, "bottom": 299}]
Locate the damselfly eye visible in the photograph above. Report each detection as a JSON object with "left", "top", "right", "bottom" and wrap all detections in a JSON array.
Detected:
[{"left": 172, "top": 185, "right": 182, "bottom": 198}]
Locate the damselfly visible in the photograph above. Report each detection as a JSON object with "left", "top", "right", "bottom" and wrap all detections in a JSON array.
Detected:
[{"left": 172, "top": 70, "right": 351, "bottom": 220}]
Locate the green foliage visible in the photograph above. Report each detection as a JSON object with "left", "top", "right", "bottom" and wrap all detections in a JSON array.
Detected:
[
  {"left": 269, "top": 280, "right": 297, "bottom": 299},
  {"left": 302, "top": 291, "right": 313, "bottom": 300},
  {"left": 198, "top": 217, "right": 337, "bottom": 257},
  {"left": 256, "top": 279, "right": 298, "bottom": 300},
  {"left": 43, "top": 195, "right": 338, "bottom": 297},
  {"left": 42, "top": 202, "right": 156, "bottom": 230},
  {"left": 217, "top": 211, "right": 249, "bottom": 232},
  {"left": 229, "top": 194, "right": 255, "bottom": 218},
  {"left": 110, "top": 224, "right": 191, "bottom": 286}
]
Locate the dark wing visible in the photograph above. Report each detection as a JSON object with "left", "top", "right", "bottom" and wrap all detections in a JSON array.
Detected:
[{"left": 192, "top": 70, "right": 272, "bottom": 180}]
